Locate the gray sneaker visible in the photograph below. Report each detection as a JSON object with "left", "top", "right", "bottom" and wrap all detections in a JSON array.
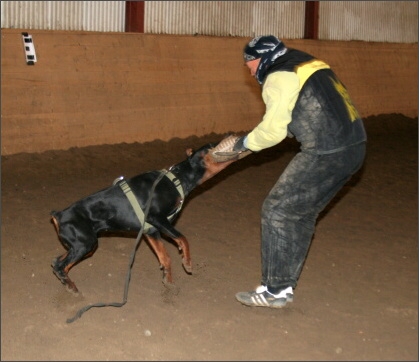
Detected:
[{"left": 235, "top": 285, "right": 293, "bottom": 308}]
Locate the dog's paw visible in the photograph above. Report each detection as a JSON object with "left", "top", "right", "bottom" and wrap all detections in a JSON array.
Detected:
[
  {"left": 51, "top": 265, "right": 80, "bottom": 294},
  {"left": 182, "top": 259, "right": 193, "bottom": 274}
]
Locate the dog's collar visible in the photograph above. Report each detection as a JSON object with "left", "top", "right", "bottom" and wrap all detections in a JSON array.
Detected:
[
  {"left": 114, "top": 169, "right": 184, "bottom": 200},
  {"left": 163, "top": 167, "right": 184, "bottom": 201}
]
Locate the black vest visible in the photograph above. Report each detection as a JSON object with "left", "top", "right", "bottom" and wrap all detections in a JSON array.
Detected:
[{"left": 264, "top": 49, "right": 367, "bottom": 154}]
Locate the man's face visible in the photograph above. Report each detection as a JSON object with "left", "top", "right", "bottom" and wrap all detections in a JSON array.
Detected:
[{"left": 245, "top": 58, "right": 261, "bottom": 79}]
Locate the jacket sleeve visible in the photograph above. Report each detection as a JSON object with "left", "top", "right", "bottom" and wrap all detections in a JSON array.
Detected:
[{"left": 245, "top": 71, "right": 300, "bottom": 152}]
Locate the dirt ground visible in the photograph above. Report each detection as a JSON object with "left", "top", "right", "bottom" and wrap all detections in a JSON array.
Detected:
[{"left": 1, "top": 113, "right": 417, "bottom": 361}]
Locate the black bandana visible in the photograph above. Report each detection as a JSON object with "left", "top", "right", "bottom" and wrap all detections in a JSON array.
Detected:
[{"left": 255, "top": 47, "right": 288, "bottom": 85}]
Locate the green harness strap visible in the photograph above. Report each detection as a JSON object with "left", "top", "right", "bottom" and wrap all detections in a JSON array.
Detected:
[{"left": 118, "top": 169, "right": 184, "bottom": 233}]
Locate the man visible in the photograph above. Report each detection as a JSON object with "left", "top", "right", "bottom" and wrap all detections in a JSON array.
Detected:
[{"left": 223, "top": 35, "right": 367, "bottom": 308}]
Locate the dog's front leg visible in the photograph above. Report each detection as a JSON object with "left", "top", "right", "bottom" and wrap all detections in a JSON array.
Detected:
[
  {"left": 171, "top": 235, "right": 192, "bottom": 274},
  {"left": 149, "top": 219, "right": 192, "bottom": 275},
  {"left": 143, "top": 234, "right": 174, "bottom": 285}
]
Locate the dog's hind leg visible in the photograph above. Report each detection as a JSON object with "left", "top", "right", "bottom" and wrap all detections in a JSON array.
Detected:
[
  {"left": 51, "top": 216, "right": 98, "bottom": 293},
  {"left": 51, "top": 253, "right": 80, "bottom": 293},
  {"left": 51, "top": 245, "right": 98, "bottom": 293}
]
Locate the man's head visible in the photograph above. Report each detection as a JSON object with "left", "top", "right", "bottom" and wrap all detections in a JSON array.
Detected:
[
  {"left": 243, "top": 35, "right": 285, "bottom": 62},
  {"left": 243, "top": 35, "right": 287, "bottom": 81}
]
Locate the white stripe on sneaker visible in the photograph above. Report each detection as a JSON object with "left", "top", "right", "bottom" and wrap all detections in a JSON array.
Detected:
[{"left": 251, "top": 293, "right": 270, "bottom": 306}]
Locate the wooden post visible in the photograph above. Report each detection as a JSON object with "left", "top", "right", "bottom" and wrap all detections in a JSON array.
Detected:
[
  {"left": 125, "top": 1, "right": 145, "bottom": 33},
  {"left": 304, "top": 1, "right": 319, "bottom": 39}
]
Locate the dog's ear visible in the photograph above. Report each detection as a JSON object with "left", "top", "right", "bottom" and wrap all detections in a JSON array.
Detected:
[{"left": 186, "top": 148, "right": 194, "bottom": 157}]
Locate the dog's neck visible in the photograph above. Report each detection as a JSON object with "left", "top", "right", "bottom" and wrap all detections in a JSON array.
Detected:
[
  {"left": 163, "top": 168, "right": 185, "bottom": 200},
  {"left": 167, "top": 162, "right": 204, "bottom": 196}
]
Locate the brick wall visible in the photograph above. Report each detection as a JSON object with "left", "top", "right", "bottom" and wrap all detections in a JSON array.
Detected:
[{"left": 1, "top": 29, "right": 417, "bottom": 155}]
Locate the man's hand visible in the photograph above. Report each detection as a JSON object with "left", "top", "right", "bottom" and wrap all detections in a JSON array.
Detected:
[{"left": 233, "top": 136, "right": 248, "bottom": 153}]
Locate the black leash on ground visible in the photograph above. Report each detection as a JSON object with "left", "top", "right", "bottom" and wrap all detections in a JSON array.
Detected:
[{"left": 66, "top": 171, "right": 167, "bottom": 324}]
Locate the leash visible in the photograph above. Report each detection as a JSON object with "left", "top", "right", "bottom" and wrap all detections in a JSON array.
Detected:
[{"left": 66, "top": 170, "right": 168, "bottom": 324}]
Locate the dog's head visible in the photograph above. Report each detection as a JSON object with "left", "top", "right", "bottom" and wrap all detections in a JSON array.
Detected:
[{"left": 186, "top": 142, "right": 236, "bottom": 185}]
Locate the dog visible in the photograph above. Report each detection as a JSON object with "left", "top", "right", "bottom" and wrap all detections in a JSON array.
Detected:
[{"left": 50, "top": 141, "right": 234, "bottom": 294}]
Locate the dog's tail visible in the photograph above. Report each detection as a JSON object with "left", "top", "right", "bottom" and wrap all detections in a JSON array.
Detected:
[{"left": 50, "top": 211, "right": 60, "bottom": 234}]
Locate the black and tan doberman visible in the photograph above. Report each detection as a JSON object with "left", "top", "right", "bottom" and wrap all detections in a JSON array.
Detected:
[{"left": 50, "top": 142, "right": 234, "bottom": 293}]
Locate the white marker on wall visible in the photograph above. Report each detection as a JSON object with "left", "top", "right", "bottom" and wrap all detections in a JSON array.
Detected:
[{"left": 21, "top": 32, "right": 37, "bottom": 65}]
